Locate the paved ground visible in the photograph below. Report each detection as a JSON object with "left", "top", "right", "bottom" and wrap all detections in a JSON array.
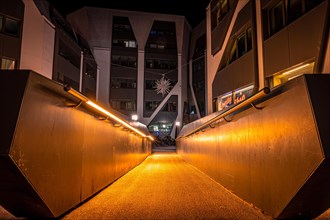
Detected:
[
  {"left": 2, "top": 152, "right": 330, "bottom": 219},
  {"left": 61, "top": 152, "right": 272, "bottom": 220}
]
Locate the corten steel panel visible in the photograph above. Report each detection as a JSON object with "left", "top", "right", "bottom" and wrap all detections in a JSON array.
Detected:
[
  {"left": 114, "top": 132, "right": 145, "bottom": 180},
  {"left": 9, "top": 72, "right": 85, "bottom": 216},
  {"left": 80, "top": 115, "right": 115, "bottom": 202},
  {"left": 0, "top": 70, "right": 152, "bottom": 218},
  {"left": 178, "top": 75, "right": 329, "bottom": 219}
]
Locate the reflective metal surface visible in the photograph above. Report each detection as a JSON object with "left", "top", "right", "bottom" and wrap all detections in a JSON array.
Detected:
[
  {"left": 0, "top": 70, "right": 152, "bottom": 217},
  {"left": 177, "top": 75, "right": 330, "bottom": 219}
]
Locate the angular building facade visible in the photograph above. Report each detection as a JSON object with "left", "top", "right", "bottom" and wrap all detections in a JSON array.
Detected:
[
  {"left": 206, "top": 0, "right": 329, "bottom": 113},
  {"left": 177, "top": 0, "right": 330, "bottom": 218},
  {"left": 0, "top": 0, "right": 98, "bottom": 100},
  {"left": 67, "top": 9, "right": 192, "bottom": 139}
]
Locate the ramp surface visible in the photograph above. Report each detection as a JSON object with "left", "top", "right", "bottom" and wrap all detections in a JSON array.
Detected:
[{"left": 62, "top": 152, "right": 271, "bottom": 219}]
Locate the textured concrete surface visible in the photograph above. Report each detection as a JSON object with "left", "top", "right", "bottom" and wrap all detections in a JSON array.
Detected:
[{"left": 61, "top": 152, "right": 272, "bottom": 219}]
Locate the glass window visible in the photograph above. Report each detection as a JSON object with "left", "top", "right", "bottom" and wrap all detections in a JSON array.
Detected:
[
  {"left": 305, "top": 0, "right": 325, "bottom": 12},
  {"left": 237, "top": 34, "right": 246, "bottom": 57},
  {"left": 216, "top": 0, "right": 229, "bottom": 24},
  {"left": 233, "top": 85, "right": 253, "bottom": 104},
  {"left": 217, "top": 92, "right": 233, "bottom": 111},
  {"left": 145, "top": 80, "right": 156, "bottom": 90},
  {"left": 0, "top": 16, "right": 3, "bottom": 32},
  {"left": 220, "top": 0, "right": 229, "bottom": 19},
  {"left": 124, "top": 40, "right": 137, "bottom": 48},
  {"left": 288, "top": 0, "right": 303, "bottom": 23},
  {"left": 1, "top": 58, "right": 16, "bottom": 69},
  {"left": 4, "top": 18, "right": 19, "bottom": 36},
  {"left": 270, "top": 1, "right": 284, "bottom": 36},
  {"left": 145, "top": 101, "right": 160, "bottom": 111},
  {"left": 246, "top": 28, "right": 252, "bottom": 51},
  {"left": 228, "top": 40, "right": 237, "bottom": 64}
]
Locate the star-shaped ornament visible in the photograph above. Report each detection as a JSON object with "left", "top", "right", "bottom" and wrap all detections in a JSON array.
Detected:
[{"left": 155, "top": 75, "right": 172, "bottom": 96}]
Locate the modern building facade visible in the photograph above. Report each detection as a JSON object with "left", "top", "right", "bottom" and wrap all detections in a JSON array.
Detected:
[
  {"left": 3, "top": 0, "right": 328, "bottom": 140},
  {"left": 205, "top": 0, "right": 329, "bottom": 114},
  {"left": 0, "top": 0, "right": 24, "bottom": 70},
  {"left": 0, "top": 0, "right": 207, "bottom": 140},
  {"left": 0, "top": 0, "right": 98, "bottom": 99},
  {"left": 187, "top": 20, "right": 207, "bottom": 124},
  {"left": 67, "top": 8, "right": 192, "bottom": 139}
]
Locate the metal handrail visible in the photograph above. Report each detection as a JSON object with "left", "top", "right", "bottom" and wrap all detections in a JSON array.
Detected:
[
  {"left": 178, "top": 87, "right": 270, "bottom": 139},
  {"left": 63, "top": 84, "right": 154, "bottom": 141}
]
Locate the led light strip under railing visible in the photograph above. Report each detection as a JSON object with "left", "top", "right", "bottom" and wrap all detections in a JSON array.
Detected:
[
  {"left": 178, "top": 87, "right": 270, "bottom": 139},
  {"left": 64, "top": 85, "right": 154, "bottom": 141}
]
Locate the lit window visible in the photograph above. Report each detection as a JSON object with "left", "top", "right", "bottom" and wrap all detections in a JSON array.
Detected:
[
  {"left": 1, "top": 58, "right": 16, "bottom": 69},
  {"left": 128, "top": 40, "right": 137, "bottom": 48},
  {"left": 157, "top": 44, "right": 165, "bottom": 49},
  {"left": 217, "top": 92, "right": 233, "bottom": 111},
  {"left": 272, "top": 62, "right": 315, "bottom": 88},
  {"left": 233, "top": 85, "right": 253, "bottom": 104},
  {"left": 212, "top": 0, "right": 229, "bottom": 28}
]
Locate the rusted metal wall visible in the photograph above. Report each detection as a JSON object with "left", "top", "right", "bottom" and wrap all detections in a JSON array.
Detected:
[
  {"left": 177, "top": 74, "right": 330, "bottom": 219},
  {"left": 0, "top": 70, "right": 152, "bottom": 217}
]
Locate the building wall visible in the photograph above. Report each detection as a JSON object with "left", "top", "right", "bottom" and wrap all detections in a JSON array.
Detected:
[
  {"left": 187, "top": 20, "right": 206, "bottom": 124},
  {"left": 0, "top": 0, "right": 24, "bottom": 71},
  {"left": 206, "top": 0, "right": 330, "bottom": 114},
  {"left": 68, "top": 9, "right": 191, "bottom": 138},
  {"left": 20, "top": 0, "right": 55, "bottom": 79}
]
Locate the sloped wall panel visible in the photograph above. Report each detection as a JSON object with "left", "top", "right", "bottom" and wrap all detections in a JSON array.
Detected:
[
  {"left": 177, "top": 75, "right": 330, "bottom": 218},
  {"left": 0, "top": 70, "right": 151, "bottom": 217}
]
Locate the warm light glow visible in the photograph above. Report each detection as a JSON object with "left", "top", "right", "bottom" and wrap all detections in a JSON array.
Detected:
[
  {"left": 175, "top": 121, "right": 180, "bottom": 127},
  {"left": 131, "top": 114, "right": 138, "bottom": 121},
  {"left": 282, "top": 63, "right": 311, "bottom": 76},
  {"left": 273, "top": 62, "right": 314, "bottom": 87},
  {"left": 64, "top": 85, "right": 153, "bottom": 141},
  {"left": 147, "top": 135, "right": 154, "bottom": 141},
  {"left": 86, "top": 101, "right": 148, "bottom": 138},
  {"left": 65, "top": 85, "right": 89, "bottom": 102},
  {"left": 178, "top": 87, "right": 270, "bottom": 139}
]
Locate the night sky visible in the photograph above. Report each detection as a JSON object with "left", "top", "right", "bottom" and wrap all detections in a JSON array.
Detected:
[{"left": 47, "top": 0, "right": 210, "bottom": 28}]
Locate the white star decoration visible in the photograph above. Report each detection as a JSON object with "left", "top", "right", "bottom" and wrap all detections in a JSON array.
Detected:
[{"left": 155, "top": 76, "right": 172, "bottom": 96}]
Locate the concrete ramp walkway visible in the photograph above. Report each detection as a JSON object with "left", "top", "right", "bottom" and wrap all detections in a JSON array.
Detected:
[{"left": 62, "top": 152, "right": 272, "bottom": 219}]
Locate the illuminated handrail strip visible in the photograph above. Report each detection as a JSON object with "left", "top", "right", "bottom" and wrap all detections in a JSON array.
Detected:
[
  {"left": 64, "top": 85, "right": 154, "bottom": 141},
  {"left": 178, "top": 87, "right": 270, "bottom": 139}
]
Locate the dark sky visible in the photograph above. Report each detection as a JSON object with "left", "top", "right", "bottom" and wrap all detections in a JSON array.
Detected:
[{"left": 48, "top": 0, "right": 210, "bottom": 28}]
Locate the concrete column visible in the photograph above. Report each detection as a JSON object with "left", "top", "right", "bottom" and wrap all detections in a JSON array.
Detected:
[
  {"left": 93, "top": 47, "right": 111, "bottom": 108},
  {"left": 189, "top": 59, "right": 201, "bottom": 118},
  {"left": 79, "top": 51, "right": 84, "bottom": 92},
  {"left": 255, "top": 0, "right": 265, "bottom": 89},
  {"left": 172, "top": 53, "right": 183, "bottom": 138},
  {"left": 137, "top": 50, "right": 145, "bottom": 119}
]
